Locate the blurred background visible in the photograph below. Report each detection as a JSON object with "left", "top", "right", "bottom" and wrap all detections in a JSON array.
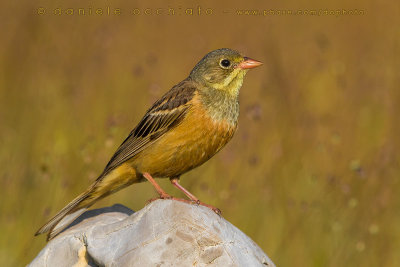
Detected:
[{"left": 0, "top": 0, "right": 399, "bottom": 266}]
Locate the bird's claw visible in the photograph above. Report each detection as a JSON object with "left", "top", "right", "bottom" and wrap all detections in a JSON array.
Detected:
[
  {"left": 146, "top": 192, "right": 172, "bottom": 204},
  {"left": 159, "top": 193, "right": 172, "bottom": 199},
  {"left": 191, "top": 199, "right": 201, "bottom": 205},
  {"left": 191, "top": 200, "right": 222, "bottom": 216},
  {"left": 212, "top": 207, "right": 222, "bottom": 215}
]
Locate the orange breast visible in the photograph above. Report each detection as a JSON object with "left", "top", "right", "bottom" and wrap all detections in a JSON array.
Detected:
[{"left": 133, "top": 96, "right": 237, "bottom": 178}]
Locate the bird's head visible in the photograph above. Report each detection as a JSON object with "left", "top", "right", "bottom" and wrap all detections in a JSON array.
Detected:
[{"left": 189, "top": 48, "right": 262, "bottom": 97}]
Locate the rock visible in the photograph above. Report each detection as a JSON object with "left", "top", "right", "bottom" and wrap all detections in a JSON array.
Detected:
[{"left": 30, "top": 200, "right": 275, "bottom": 267}]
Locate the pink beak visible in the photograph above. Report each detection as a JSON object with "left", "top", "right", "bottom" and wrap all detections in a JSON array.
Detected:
[{"left": 238, "top": 57, "right": 263, "bottom": 69}]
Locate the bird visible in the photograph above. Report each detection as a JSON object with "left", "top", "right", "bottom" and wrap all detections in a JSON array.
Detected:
[{"left": 35, "top": 48, "right": 262, "bottom": 241}]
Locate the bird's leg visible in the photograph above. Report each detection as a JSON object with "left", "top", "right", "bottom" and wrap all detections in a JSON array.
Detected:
[
  {"left": 143, "top": 173, "right": 194, "bottom": 205},
  {"left": 170, "top": 177, "right": 221, "bottom": 215},
  {"left": 170, "top": 177, "right": 198, "bottom": 201},
  {"left": 143, "top": 172, "right": 171, "bottom": 199}
]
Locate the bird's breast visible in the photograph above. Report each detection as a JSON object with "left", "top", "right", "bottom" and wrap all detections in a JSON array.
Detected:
[{"left": 134, "top": 95, "right": 237, "bottom": 178}]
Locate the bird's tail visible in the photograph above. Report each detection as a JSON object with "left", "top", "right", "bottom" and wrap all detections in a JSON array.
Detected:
[
  {"left": 34, "top": 187, "right": 94, "bottom": 240},
  {"left": 35, "top": 163, "right": 138, "bottom": 241}
]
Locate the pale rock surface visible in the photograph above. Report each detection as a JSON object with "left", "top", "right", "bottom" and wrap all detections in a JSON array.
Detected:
[{"left": 30, "top": 200, "right": 275, "bottom": 267}]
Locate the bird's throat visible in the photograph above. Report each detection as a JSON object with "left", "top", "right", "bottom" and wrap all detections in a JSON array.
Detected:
[
  {"left": 209, "top": 69, "right": 247, "bottom": 98},
  {"left": 198, "top": 86, "right": 240, "bottom": 126}
]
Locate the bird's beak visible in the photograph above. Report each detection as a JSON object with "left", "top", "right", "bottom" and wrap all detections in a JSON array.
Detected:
[{"left": 238, "top": 57, "right": 263, "bottom": 69}]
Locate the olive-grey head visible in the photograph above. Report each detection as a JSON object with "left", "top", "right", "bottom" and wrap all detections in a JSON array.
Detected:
[
  {"left": 188, "top": 48, "right": 262, "bottom": 124},
  {"left": 189, "top": 48, "right": 262, "bottom": 97}
]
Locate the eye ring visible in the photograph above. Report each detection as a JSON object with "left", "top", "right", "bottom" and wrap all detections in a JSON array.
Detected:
[{"left": 220, "top": 59, "right": 231, "bottom": 68}]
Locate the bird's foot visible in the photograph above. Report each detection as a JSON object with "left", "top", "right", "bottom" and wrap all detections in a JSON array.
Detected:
[
  {"left": 159, "top": 192, "right": 172, "bottom": 199},
  {"left": 146, "top": 191, "right": 172, "bottom": 204},
  {"left": 193, "top": 200, "right": 222, "bottom": 215},
  {"left": 147, "top": 196, "right": 193, "bottom": 205},
  {"left": 143, "top": 174, "right": 222, "bottom": 215},
  {"left": 146, "top": 196, "right": 221, "bottom": 215},
  {"left": 143, "top": 172, "right": 173, "bottom": 201},
  {"left": 169, "top": 177, "right": 222, "bottom": 215}
]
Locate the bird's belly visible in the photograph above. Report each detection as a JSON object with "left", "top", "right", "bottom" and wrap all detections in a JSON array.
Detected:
[{"left": 133, "top": 108, "right": 236, "bottom": 178}]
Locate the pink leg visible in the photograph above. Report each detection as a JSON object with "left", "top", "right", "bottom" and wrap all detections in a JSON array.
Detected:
[
  {"left": 143, "top": 173, "right": 193, "bottom": 205},
  {"left": 170, "top": 178, "right": 221, "bottom": 215},
  {"left": 143, "top": 172, "right": 171, "bottom": 199}
]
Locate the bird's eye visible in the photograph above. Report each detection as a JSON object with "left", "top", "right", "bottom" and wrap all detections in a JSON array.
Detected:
[{"left": 220, "top": 59, "right": 231, "bottom": 68}]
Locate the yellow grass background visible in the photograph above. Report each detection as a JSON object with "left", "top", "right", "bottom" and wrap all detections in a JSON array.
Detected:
[{"left": 0, "top": 0, "right": 399, "bottom": 266}]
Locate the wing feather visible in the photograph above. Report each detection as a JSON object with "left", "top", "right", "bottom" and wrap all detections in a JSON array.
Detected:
[{"left": 99, "top": 80, "right": 196, "bottom": 177}]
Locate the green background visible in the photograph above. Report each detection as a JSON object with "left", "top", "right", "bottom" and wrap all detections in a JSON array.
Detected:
[{"left": 1, "top": 0, "right": 399, "bottom": 266}]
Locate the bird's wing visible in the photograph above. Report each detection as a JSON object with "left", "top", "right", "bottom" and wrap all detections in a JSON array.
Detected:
[{"left": 100, "top": 79, "right": 196, "bottom": 176}]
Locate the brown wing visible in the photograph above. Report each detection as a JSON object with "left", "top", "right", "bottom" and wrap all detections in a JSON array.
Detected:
[{"left": 100, "top": 79, "right": 196, "bottom": 176}]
